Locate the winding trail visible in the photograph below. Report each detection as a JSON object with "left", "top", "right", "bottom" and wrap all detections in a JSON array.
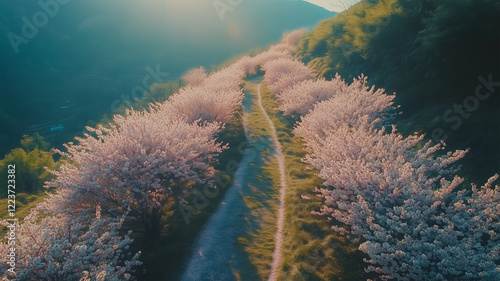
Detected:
[
  {"left": 178, "top": 79, "right": 287, "bottom": 281},
  {"left": 256, "top": 82, "right": 287, "bottom": 281}
]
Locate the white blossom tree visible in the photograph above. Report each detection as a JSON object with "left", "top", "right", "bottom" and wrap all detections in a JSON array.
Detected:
[
  {"left": 163, "top": 65, "right": 245, "bottom": 124},
  {"left": 0, "top": 190, "right": 141, "bottom": 281},
  {"left": 253, "top": 47, "right": 293, "bottom": 69},
  {"left": 252, "top": 29, "right": 306, "bottom": 68},
  {"left": 277, "top": 75, "right": 348, "bottom": 116},
  {"left": 233, "top": 55, "right": 258, "bottom": 76},
  {"left": 281, "top": 28, "right": 307, "bottom": 46},
  {"left": 293, "top": 74, "right": 396, "bottom": 142},
  {"left": 164, "top": 86, "right": 243, "bottom": 125},
  {"left": 309, "top": 118, "right": 499, "bottom": 280}
]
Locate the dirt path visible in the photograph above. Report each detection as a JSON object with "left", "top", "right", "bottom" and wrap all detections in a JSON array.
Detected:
[
  {"left": 179, "top": 80, "right": 287, "bottom": 281},
  {"left": 256, "top": 82, "right": 287, "bottom": 281},
  {"left": 179, "top": 81, "right": 266, "bottom": 281}
]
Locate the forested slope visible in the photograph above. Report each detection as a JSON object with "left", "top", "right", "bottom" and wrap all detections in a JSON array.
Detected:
[{"left": 297, "top": 0, "right": 500, "bottom": 183}]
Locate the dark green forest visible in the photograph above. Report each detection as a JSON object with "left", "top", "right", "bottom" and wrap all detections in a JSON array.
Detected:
[{"left": 297, "top": 0, "right": 500, "bottom": 183}]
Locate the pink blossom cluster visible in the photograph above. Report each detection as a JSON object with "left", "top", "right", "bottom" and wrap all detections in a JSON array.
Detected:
[
  {"left": 262, "top": 58, "right": 315, "bottom": 95},
  {"left": 293, "top": 74, "right": 397, "bottom": 142},
  {"left": 252, "top": 46, "right": 292, "bottom": 70},
  {"left": 252, "top": 29, "right": 308, "bottom": 73},
  {"left": 272, "top": 68, "right": 500, "bottom": 279},
  {"left": 280, "top": 74, "right": 396, "bottom": 122},
  {"left": 252, "top": 30, "right": 316, "bottom": 95},
  {"left": 166, "top": 63, "right": 246, "bottom": 124},
  {"left": 0, "top": 190, "right": 141, "bottom": 280}
]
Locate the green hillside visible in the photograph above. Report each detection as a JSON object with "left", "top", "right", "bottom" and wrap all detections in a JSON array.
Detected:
[{"left": 297, "top": 0, "right": 500, "bottom": 183}]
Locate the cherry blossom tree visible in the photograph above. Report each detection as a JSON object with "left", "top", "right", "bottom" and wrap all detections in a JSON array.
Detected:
[
  {"left": 253, "top": 47, "right": 293, "bottom": 69},
  {"left": 46, "top": 58, "right": 252, "bottom": 241},
  {"left": 293, "top": 74, "right": 396, "bottom": 142},
  {"left": 262, "top": 58, "right": 315, "bottom": 94},
  {"left": 281, "top": 28, "right": 306, "bottom": 46},
  {"left": 308, "top": 119, "right": 468, "bottom": 239},
  {"left": 203, "top": 64, "right": 246, "bottom": 92},
  {"left": 288, "top": 72, "right": 500, "bottom": 280},
  {"left": 252, "top": 29, "right": 307, "bottom": 68},
  {"left": 163, "top": 67, "right": 244, "bottom": 125},
  {"left": 46, "top": 108, "right": 225, "bottom": 239},
  {"left": 0, "top": 190, "right": 141, "bottom": 281},
  {"left": 358, "top": 174, "right": 500, "bottom": 280},
  {"left": 182, "top": 66, "right": 207, "bottom": 86},
  {"left": 233, "top": 55, "right": 258, "bottom": 76},
  {"left": 164, "top": 86, "right": 243, "bottom": 125},
  {"left": 277, "top": 75, "right": 348, "bottom": 116},
  {"left": 233, "top": 30, "right": 307, "bottom": 80}
]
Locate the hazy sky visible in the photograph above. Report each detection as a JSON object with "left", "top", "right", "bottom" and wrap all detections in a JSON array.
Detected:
[{"left": 303, "top": 0, "right": 361, "bottom": 12}]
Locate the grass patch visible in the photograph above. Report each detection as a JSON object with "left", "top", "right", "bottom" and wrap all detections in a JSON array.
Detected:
[
  {"left": 256, "top": 81, "right": 367, "bottom": 280},
  {"left": 231, "top": 79, "right": 284, "bottom": 280}
]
